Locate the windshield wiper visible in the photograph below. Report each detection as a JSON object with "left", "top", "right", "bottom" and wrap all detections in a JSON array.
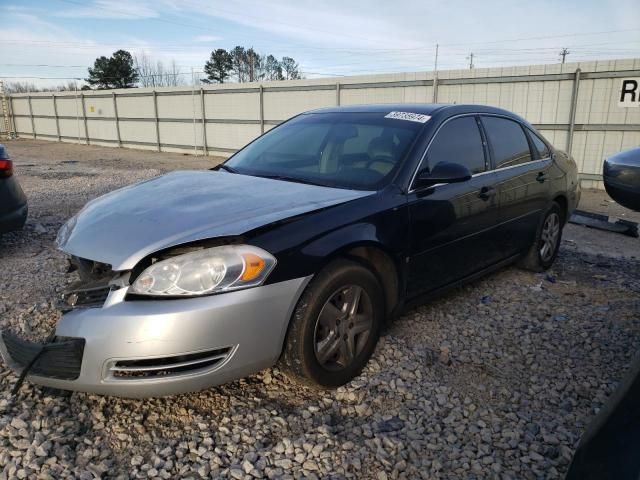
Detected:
[
  {"left": 217, "top": 164, "right": 237, "bottom": 173},
  {"left": 254, "top": 174, "right": 323, "bottom": 187}
]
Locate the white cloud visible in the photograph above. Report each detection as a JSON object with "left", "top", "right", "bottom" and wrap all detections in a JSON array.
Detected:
[
  {"left": 193, "top": 35, "right": 223, "bottom": 43},
  {"left": 2, "top": 0, "right": 639, "bottom": 86},
  {"left": 56, "top": 0, "right": 160, "bottom": 19}
]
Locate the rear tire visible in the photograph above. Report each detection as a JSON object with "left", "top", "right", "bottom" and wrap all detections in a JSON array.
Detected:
[
  {"left": 280, "top": 259, "right": 384, "bottom": 388},
  {"left": 518, "top": 202, "right": 564, "bottom": 272}
]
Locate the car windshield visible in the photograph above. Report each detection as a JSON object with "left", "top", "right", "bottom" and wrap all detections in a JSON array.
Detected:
[{"left": 224, "top": 112, "right": 424, "bottom": 190}]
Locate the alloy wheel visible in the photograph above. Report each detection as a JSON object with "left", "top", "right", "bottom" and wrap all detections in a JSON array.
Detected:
[
  {"left": 313, "top": 285, "right": 374, "bottom": 371},
  {"left": 540, "top": 212, "right": 560, "bottom": 262}
]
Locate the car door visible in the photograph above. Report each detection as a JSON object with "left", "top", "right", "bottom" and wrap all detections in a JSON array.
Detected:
[
  {"left": 480, "top": 116, "right": 553, "bottom": 256},
  {"left": 406, "top": 115, "right": 502, "bottom": 298}
]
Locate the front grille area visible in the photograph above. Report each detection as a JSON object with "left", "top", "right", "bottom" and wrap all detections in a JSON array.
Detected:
[
  {"left": 60, "top": 256, "right": 117, "bottom": 311},
  {"left": 61, "top": 284, "right": 111, "bottom": 310},
  {"left": 2, "top": 331, "right": 85, "bottom": 380},
  {"left": 108, "top": 347, "right": 233, "bottom": 380}
]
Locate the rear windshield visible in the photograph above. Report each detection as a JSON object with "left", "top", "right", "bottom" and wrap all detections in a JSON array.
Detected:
[{"left": 224, "top": 112, "right": 424, "bottom": 190}]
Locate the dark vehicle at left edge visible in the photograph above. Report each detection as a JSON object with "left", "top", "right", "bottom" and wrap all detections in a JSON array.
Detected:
[{"left": 0, "top": 144, "right": 27, "bottom": 234}]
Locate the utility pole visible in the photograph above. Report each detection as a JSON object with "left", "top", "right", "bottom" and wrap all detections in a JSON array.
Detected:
[
  {"left": 467, "top": 52, "right": 475, "bottom": 69},
  {"left": 432, "top": 43, "right": 439, "bottom": 103},
  {"left": 559, "top": 48, "right": 570, "bottom": 64}
]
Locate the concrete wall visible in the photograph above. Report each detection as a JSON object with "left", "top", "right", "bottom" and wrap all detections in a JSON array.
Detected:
[{"left": 7, "top": 58, "right": 640, "bottom": 189}]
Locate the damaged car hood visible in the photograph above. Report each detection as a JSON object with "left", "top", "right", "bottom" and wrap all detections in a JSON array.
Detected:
[{"left": 57, "top": 170, "right": 372, "bottom": 270}]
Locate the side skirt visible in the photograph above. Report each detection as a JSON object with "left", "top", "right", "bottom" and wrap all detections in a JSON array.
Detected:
[{"left": 400, "top": 253, "right": 522, "bottom": 313}]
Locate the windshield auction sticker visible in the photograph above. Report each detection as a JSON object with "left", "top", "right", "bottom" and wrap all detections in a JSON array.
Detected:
[{"left": 384, "top": 111, "right": 431, "bottom": 123}]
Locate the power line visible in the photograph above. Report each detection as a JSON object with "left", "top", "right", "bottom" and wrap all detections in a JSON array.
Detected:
[{"left": 440, "top": 28, "right": 640, "bottom": 47}]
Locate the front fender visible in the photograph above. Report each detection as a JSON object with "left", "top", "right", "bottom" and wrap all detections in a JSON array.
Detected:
[{"left": 249, "top": 189, "right": 410, "bottom": 285}]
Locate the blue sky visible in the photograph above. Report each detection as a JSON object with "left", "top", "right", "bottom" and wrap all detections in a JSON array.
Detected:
[{"left": 2, "top": 0, "right": 639, "bottom": 88}]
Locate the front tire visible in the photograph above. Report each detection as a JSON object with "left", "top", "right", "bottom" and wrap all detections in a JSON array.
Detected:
[
  {"left": 518, "top": 202, "right": 564, "bottom": 272},
  {"left": 280, "top": 259, "right": 384, "bottom": 388}
]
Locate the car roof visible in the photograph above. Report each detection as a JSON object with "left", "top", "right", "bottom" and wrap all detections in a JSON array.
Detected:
[{"left": 306, "top": 103, "right": 525, "bottom": 121}]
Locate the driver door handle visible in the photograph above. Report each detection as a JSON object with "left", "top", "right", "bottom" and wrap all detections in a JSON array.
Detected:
[
  {"left": 478, "top": 186, "right": 496, "bottom": 201},
  {"left": 536, "top": 172, "right": 547, "bottom": 183}
]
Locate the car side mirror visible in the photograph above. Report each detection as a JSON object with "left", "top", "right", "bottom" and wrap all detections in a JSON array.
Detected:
[{"left": 417, "top": 162, "right": 472, "bottom": 186}]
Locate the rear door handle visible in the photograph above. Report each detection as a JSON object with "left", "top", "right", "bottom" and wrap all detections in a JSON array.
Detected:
[
  {"left": 536, "top": 172, "right": 547, "bottom": 183},
  {"left": 478, "top": 186, "right": 496, "bottom": 201}
]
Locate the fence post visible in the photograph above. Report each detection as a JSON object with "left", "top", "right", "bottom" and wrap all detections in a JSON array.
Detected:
[
  {"left": 566, "top": 68, "right": 581, "bottom": 156},
  {"left": 27, "top": 94, "right": 36, "bottom": 139},
  {"left": 259, "top": 85, "right": 264, "bottom": 134},
  {"left": 80, "top": 92, "right": 89, "bottom": 145},
  {"left": 8, "top": 96, "right": 17, "bottom": 138},
  {"left": 52, "top": 94, "right": 61, "bottom": 141},
  {"left": 152, "top": 90, "right": 161, "bottom": 152},
  {"left": 432, "top": 76, "right": 439, "bottom": 103},
  {"left": 336, "top": 82, "right": 341, "bottom": 106},
  {"left": 200, "top": 88, "right": 208, "bottom": 156},
  {"left": 112, "top": 91, "right": 121, "bottom": 147}
]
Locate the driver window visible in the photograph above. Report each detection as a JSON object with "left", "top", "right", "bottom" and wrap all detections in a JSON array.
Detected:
[{"left": 426, "top": 116, "right": 486, "bottom": 174}]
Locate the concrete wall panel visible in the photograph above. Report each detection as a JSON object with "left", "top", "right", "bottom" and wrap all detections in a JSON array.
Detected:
[
  {"left": 206, "top": 123, "right": 261, "bottom": 150},
  {"left": 30, "top": 97, "right": 55, "bottom": 116},
  {"left": 55, "top": 97, "right": 83, "bottom": 117},
  {"left": 58, "top": 118, "right": 84, "bottom": 139},
  {"left": 619, "top": 132, "right": 640, "bottom": 158},
  {"left": 340, "top": 86, "right": 429, "bottom": 106},
  {"left": 84, "top": 96, "right": 115, "bottom": 118},
  {"left": 14, "top": 116, "right": 32, "bottom": 134},
  {"left": 118, "top": 120, "right": 157, "bottom": 142},
  {"left": 157, "top": 93, "right": 202, "bottom": 120},
  {"left": 87, "top": 119, "right": 118, "bottom": 141},
  {"left": 116, "top": 96, "right": 155, "bottom": 119},
  {"left": 264, "top": 89, "right": 335, "bottom": 121},
  {"left": 33, "top": 117, "right": 57, "bottom": 136},
  {"left": 10, "top": 98, "right": 30, "bottom": 116},
  {"left": 158, "top": 121, "right": 204, "bottom": 148},
  {"left": 206, "top": 92, "right": 259, "bottom": 120}
]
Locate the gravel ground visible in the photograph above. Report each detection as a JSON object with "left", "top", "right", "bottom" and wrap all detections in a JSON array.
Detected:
[{"left": 0, "top": 139, "right": 639, "bottom": 479}]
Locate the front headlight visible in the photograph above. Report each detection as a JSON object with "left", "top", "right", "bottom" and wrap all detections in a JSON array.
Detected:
[
  {"left": 56, "top": 214, "right": 77, "bottom": 248},
  {"left": 130, "top": 245, "right": 276, "bottom": 297}
]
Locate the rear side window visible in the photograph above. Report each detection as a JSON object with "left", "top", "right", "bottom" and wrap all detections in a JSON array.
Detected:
[
  {"left": 482, "top": 116, "right": 532, "bottom": 168},
  {"left": 528, "top": 129, "right": 551, "bottom": 159},
  {"left": 426, "top": 116, "right": 486, "bottom": 174}
]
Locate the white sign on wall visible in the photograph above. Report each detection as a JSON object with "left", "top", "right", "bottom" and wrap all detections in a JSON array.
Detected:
[{"left": 618, "top": 78, "right": 640, "bottom": 107}]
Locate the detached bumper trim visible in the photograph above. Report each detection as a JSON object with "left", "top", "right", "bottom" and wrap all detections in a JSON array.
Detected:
[{"left": 1, "top": 332, "right": 85, "bottom": 380}]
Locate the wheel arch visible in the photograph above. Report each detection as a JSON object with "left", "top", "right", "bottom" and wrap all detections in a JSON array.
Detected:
[
  {"left": 323, "top": 241, "right": 403, "bottom": 320},
  {"left": 552, "top": 194, "right": 568, "bottom": 223}
]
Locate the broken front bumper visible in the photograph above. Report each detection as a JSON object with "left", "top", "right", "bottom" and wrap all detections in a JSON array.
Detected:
[{"left": 0, "top": 277, "right": 310, "bottom": 398}]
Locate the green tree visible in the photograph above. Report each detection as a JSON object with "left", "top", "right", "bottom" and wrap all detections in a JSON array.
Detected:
[
  {"left": 245, "top": 48, "right": 264, "bottom": 82},
  {"left": 281, "top": 56, "right": 301, "bottom": 80},
  {"left": 264, "top": 55, "right": 284, "bottom": 81},
  {"left": 230, "top": 46, "right": 248, "bottom": 82},
  {"left": 203, "top": 49, "right": 233, "bottom": 83},
  {"left": 86, "top": 50, "right": 138, "bottom": 89}
]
